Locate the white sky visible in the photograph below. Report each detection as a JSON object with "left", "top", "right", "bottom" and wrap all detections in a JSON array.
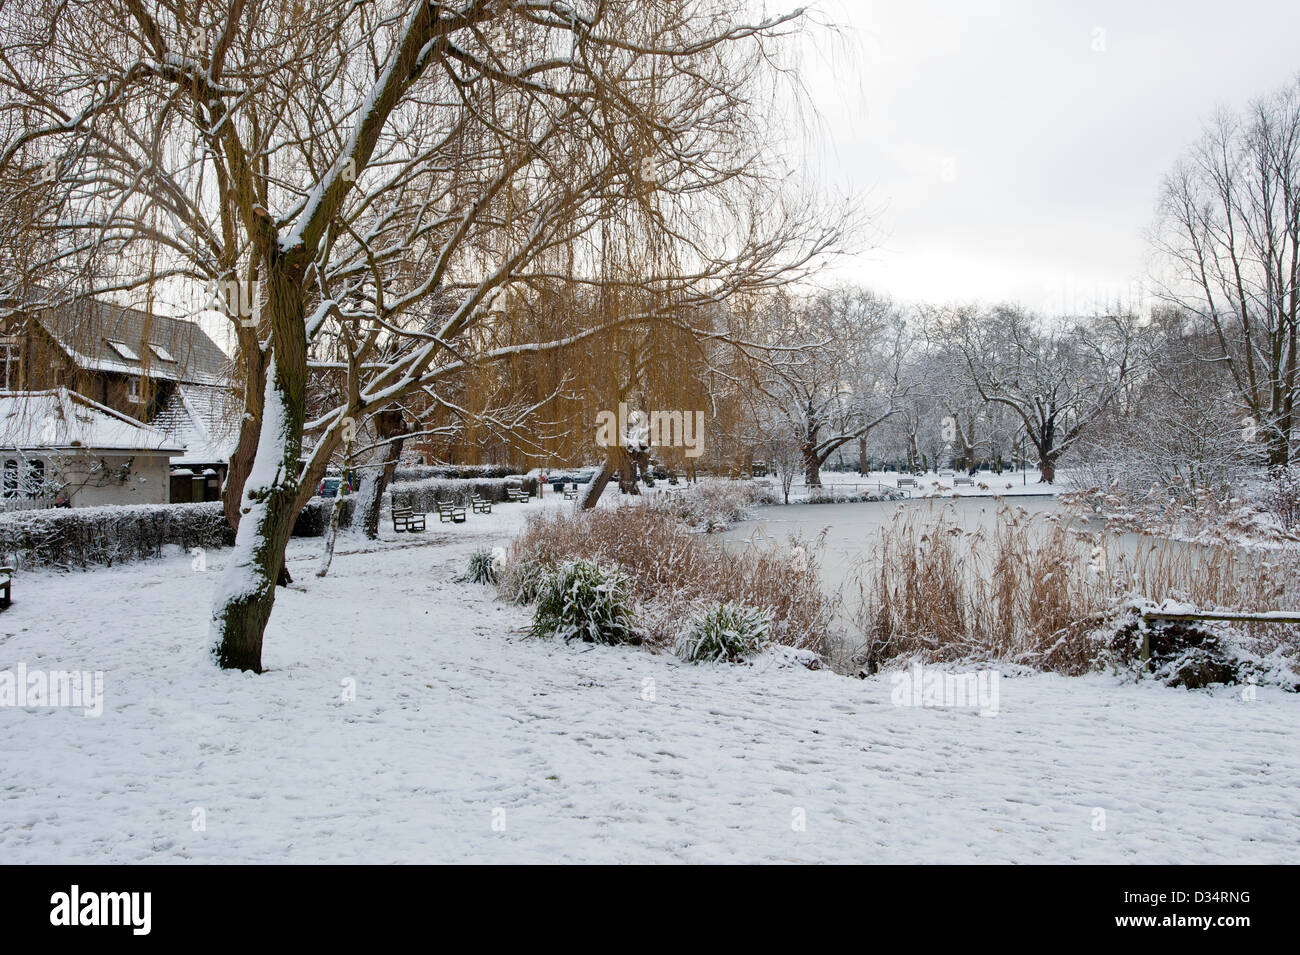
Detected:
[{"left": 798, "top": 0, "right": 1300, "bottom": 314}]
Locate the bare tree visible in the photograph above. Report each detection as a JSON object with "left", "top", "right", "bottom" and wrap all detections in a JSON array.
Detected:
[
  {"left": 1152, "top": 76, "right": 1300, "bottom": 466},
  {"left": 0, "top": 1, "right": 845, "bottom": 671},
  {"left": 945, "top": 306, "right": 1139, "bottom": 483},
  {"left": 747, "top": 287, "right": 904, "bottom": 486}
]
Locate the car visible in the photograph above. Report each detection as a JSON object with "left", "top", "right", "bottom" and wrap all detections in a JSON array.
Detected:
[{"left": 318, "top": 476, "right": 356, "bottom": 498}]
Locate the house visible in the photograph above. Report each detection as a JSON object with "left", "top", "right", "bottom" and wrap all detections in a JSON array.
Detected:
[
  {"left": 0, "top": 388, "right": 184, "bottom": 509},
  {"left": 0, "top": 293, "right": 237, "bottom": 501}
]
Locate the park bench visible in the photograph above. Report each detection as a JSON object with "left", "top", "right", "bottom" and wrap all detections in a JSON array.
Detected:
[
  {"left": 667, "top": 472, "right": 678, "bottom": 485},
  {"left": 0, "top": 565, "right": 12, "bottom": 609},
  {"left": 953, "top": 476, "right": 974, "bottom": 486},
  {"left": 391, "top": 505, "right": 426, "bottom": 533},
  {"left": 437, "top": 501, "right": 467, "bottom": 523},
  {"left": 471, "top": 495, "right": 492, "bottom": 514},
  {"left": 562, "top": 484, "right": 578, "bottom": 501},
  {"left": 897, "top": 477, "right": 918, "bottom": 488},
  {"left": 506, "top": 487, "right": 530, "bottom": 503}
]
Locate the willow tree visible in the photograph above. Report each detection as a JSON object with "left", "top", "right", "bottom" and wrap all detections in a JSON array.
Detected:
[{"left": 0, "top": 0, "right": 843, "bottom": 671}]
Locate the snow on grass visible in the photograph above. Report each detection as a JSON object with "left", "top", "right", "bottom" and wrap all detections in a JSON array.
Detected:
[{"left": 2, "top": 498, "right": 1298, "bottom": 863}]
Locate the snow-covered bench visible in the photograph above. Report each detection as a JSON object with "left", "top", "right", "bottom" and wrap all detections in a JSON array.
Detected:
[
  {"left": 506, "top": 488, "right": 530, "bottom": 503},
  {"left": 953, "top": 476, "right": 974, "bottom": 486},
  {"left": 392, "top": 505, "right": 426, "bottom": 532},
  {"left": 471, "top": 496, "right": 492, "bottom": 514},
  {"left": 562, "top": 484, "right": 579, "bottom": 501},
  {"left": 437, "top": 501, "right": 467, "bottom": 523},
  {"left": 897, "top": 476, "right": 918, "bottom": 488},
  {"left": 0, "top": 565, "right": 11, "bottom": 609}
]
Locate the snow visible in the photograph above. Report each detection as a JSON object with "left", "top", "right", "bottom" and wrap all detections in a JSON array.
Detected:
[
  {"left": 0, "top": 389, "right": 184, "bottom": 453},
  {"left": 3, "top": 496, "right": 1298, "bottom": 863},
  {"left": 781, "top": 468, "right": 1066, "bottom": 499}
]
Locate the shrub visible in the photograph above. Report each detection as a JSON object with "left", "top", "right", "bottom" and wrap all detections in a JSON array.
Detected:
[
  {"left": 391, "top": 464, "right": 518, "bottom": 482},
  {"left": 293, "top": 496, "right": 356, "bottom": 537},
  {"left": 0, "top": 501, "right": 235, "bottom": 570},
  {"left": 466, "top": 549, "right": 498, "bottom": 585},
  {"left": 677, "top": 602, "right": 772, "bottom": 663},
  {"left": 529, "top": 560, "right": 640, "bottom": 645},
  {"left": 661, "top": 479, "right": 778, "bottom": 530},
  {"left": 849, "top": 501, "right": 1300, "bottom": 683},
  {"left": 507, "top": 502, "right": 834, "bottom": 652},
  {"left": 498, "top": 553, "right": 552, "bottom": 604}
]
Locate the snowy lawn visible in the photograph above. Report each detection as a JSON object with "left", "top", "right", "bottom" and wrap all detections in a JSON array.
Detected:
[{"left": 2, "top": 498, "right": 1297, "bottom": 863}]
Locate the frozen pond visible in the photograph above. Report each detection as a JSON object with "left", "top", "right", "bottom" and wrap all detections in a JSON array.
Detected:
[{"left": 720, "top": 495, "right": 1064, "bottom": 596}]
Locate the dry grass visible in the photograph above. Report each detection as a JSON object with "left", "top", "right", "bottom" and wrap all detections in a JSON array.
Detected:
[
  {"left": 850, "top": 502, "right": 1300, "bottom": 675},
  {"left": 502, "top": 499, "right": 836, "bottom": 653}
]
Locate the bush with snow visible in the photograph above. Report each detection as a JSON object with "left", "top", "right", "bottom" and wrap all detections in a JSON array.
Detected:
[
  {"left": 0, "top": 501, "right": 234, "bottom": 570},
  {"left": 529, "top": 560, "right": 640, "bottom": 645},
  {"left": 466, "top": 549, "right": 499, "bottom": 585},
  {"left": 677, "top": 602, "right": 772, "bottom": 663}
]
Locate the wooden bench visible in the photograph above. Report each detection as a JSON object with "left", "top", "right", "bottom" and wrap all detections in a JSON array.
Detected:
[
  {"left": 506, "top": 487, "right": 530, "bottom": 503},
  {"left": 953, "top": 476, "right": 974, "bottom": 486},
  {"left": 471, "top": 496, "right": 492, "bottom": 514},
  {"left": 897, "top": 477, "right": 918, "bottom": 488},
  {"left": 562, "top": 483, "right": 578, "bottom": 501},
  {"left": 0, "top": 565, "right": 12, "bottom": 609},
  {"left": 437, "top": 501, "right": 467, "bottom": 523},
  {"left": 667, "top": 472, "right": 678, "bottom": 485},
  {"left": 392, "top": 505, "right": 426, "bottom": 532}
]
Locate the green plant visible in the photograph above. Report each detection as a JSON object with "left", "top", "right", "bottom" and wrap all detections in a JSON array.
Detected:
[
  {"left": 466, "top": 549, "right": 498, "bottom": 585},
  {"left": 529, "top": 560, "right": 640, "bottom": 645},
  {"left": 677, "top": 602, "right": 772, "bottom": 663}
]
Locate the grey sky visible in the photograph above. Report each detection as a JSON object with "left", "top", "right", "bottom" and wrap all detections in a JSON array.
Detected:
[{"left": 800, "top": 0, "right": 1300, "bottom": 314}]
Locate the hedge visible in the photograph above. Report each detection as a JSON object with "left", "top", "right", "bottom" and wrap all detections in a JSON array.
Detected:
[
  {"left": 0, "top": 501, "right": 234, "bottom": 570},
  {"left": 391, "top": 464, "right": 519, "bottom": 482},
  {"left": 387, "top": 476, "right": 539, "bottom": 513}
]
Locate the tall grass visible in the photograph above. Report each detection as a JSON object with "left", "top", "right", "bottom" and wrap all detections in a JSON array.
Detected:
[
  {"left": 501, "top": 500, "right": 836, "bottom": 652},
  {"left": 850, "top": 502, "right": 1300, "bottom": 675}
]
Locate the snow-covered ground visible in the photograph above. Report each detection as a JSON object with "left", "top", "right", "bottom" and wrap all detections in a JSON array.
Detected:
[{"left": 3, "top": 496, "right": 1298, "bottom": 863}]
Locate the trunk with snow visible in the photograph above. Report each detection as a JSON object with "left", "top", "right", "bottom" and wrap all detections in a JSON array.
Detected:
[{"left": 211, "top": 270, "right": 308, "bottom": 673}]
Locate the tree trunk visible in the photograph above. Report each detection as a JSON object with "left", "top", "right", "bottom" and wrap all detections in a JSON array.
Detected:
[
  {"left": 222, "top": 346, "right": 269, "bottom": 532},
  {"left": 801, "top": 443, "right": 822, "bottom": 487},
  {"left": 581, "top": 459, "right": 614, "bottom": 509},
  {"left": 1037, "top": 452, "right": 1056, "bottom": 483},
  {"left": 211, "top": 265, "right": 308, "bottom": 673},
  {"left": 360, "top": 409, "right": 408, "bottom": 539},
  {"left": 857, "top": 437, "right": 868, "bottom": 475}
]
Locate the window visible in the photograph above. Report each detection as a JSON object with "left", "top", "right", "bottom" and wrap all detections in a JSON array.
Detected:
[
  {"left": 149, "top": 343, "right": 176, "bottom": 362},
  {"left": 2, "top": 459, "right": 15, "bottom": 499},
  {"left": 127, "top": 376, "right": 142, "bottom": 403},
  {"left": 105, "top": 340, "right": 139, "bottom": 361}
]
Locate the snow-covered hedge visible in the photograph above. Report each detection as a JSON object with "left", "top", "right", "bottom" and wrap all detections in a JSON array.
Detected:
[
  {"left": 391, "top": 464, "right": 518, "bottom": 482},
  {"left": 387, "top": 476, "right": 539, "bottom": 512},
  {"left": 0, "top": 501, "right": 234, "bottom": 570}
]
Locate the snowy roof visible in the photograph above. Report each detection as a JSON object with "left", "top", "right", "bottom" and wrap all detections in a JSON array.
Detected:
[
  {"left": 151, "top": 384, "right": 239, "bottom": 465},
  {"left": 0, "top": 388, "right": 184, "bottom": 454},
  {"left": 20, "top": 294, "right": 231, "bottom": 385}
]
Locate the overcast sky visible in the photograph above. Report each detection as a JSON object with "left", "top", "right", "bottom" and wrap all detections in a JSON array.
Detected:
[{"left": 798, "top": 0, "right": 1300, "bottom": 314}]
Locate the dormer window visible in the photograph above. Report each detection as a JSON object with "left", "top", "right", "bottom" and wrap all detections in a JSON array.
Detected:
[
  {"left": 105, "top": 339, "right": 139, "bottom": 361},
  {"left": 127, "top": 376, "right": 142, "bottom": 404},
  {"left": 149, "top": 343, "right": 176, "bottom": 362}
]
